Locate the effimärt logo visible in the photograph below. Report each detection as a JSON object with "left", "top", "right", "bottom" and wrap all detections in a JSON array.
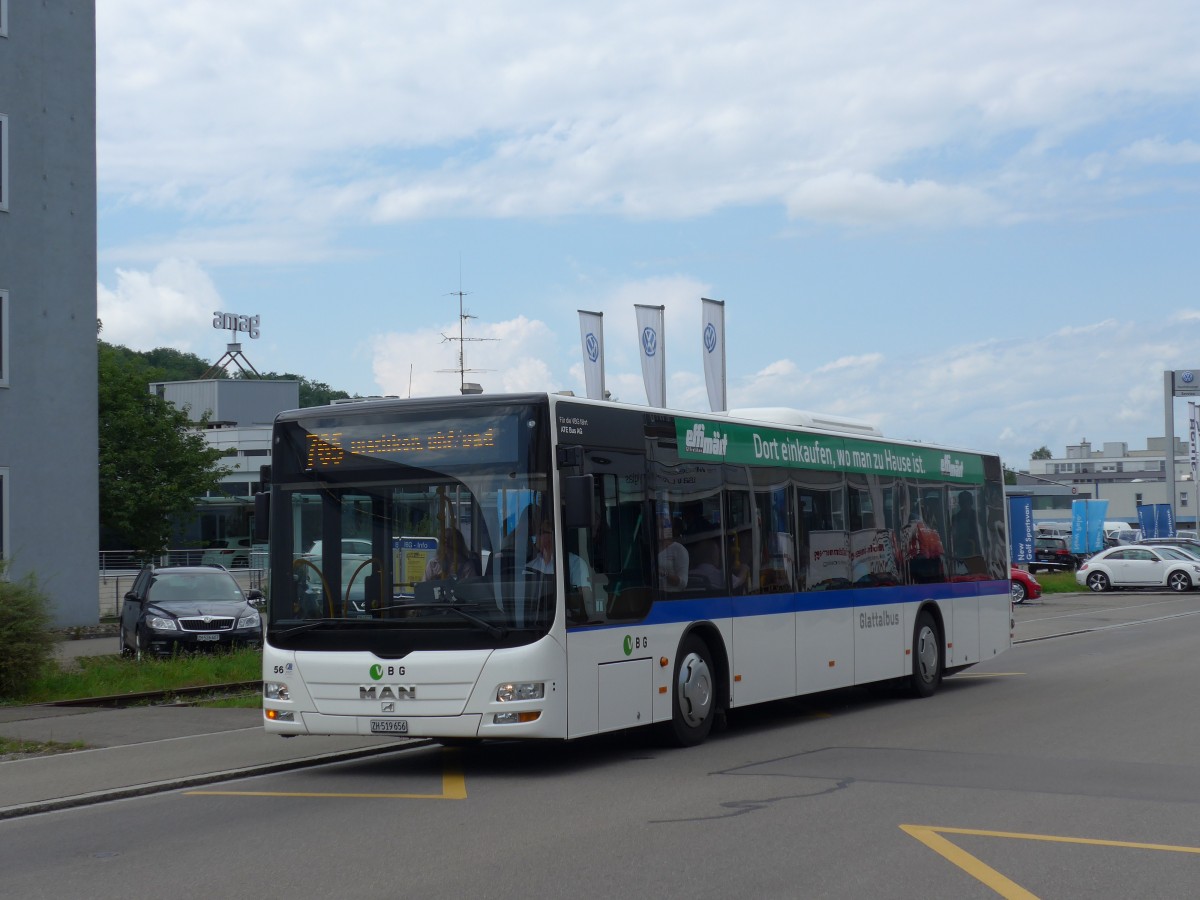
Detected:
[
  {"left": 939, "top": 454, "right": 964, "bottom": 478},
  {"left": 684, "top": 423, "right": 728, "bottom": 457},
  {"left": 369, "top": 664, "right": 385, "bottom": 681}
]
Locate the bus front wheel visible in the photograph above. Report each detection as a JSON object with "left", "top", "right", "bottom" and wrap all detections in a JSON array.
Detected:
[
  {"left": 909, "top": 611, "right": 942, "bottom": 698},
  {"left": 667, "top": 634, "right": 716, "bottom": 746}
]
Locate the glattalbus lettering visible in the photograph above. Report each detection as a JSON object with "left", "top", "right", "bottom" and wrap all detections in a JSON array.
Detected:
[{"left": 858, "top": 610, "right": 900, "bottom": 629}]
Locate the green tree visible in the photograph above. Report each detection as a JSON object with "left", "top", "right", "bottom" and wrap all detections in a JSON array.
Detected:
[
  {"left": 99, "top": 343, "right": 229, "bottom": 557},
  {"left": 1031, "top": 446, "right": 1052, "bottom": 460}
]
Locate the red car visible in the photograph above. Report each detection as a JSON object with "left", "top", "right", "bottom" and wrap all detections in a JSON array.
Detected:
[{"left": 1010, "top": 566, "right": 1041, "bottom": 605}]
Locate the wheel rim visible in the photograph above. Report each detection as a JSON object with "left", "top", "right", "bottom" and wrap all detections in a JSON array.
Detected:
[
  {"left": 1011, "top": 582, "right": 1025, "bottom": 604},
  {"left": 1087, "top": 572, "right": 1106, "bottom": 592},
  {"left": 676, "top": 651, "right": 713, "bottom": 728},
  {"left": 1169, "top": 572, "right": 1190, "bottom": 592},
  {"left": 915, "top": 624, "right": 939, "bottom": 684}
]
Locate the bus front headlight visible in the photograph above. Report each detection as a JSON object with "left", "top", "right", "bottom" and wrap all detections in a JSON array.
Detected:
[
  {"left": 264, "top": 681, "right": 290, "bottom": 701},
  {"left": 496, "top": 682, "right": 544, "bottom": 702}
]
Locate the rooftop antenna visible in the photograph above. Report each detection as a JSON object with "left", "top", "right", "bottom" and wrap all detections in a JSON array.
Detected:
[{"left": 437, "top": 273, "right": 496, "bottom": 393}]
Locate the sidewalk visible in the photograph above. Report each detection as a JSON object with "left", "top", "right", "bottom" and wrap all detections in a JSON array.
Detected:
[{"left": 1, "top": 637, "right": 414, "bottom": 819}]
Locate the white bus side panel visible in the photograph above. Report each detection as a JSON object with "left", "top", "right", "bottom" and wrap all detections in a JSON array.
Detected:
[
  {"left": 979, "top": 592, "right": 1012, "bottom": 660},
  {"left": 597, "top": 658, "right": 654, "bottom": 731},
  {"left": 853, "top": 603, "right": 906, "bottom": 685},
  {"left": 796, "top": 606, "right": 855, "bottom": 695},
  {"left": 731, "top": 611, "right": 797, "bottom": 706},
  {"left": 947, "top": 595, "right": 981, "bottom": 668}
]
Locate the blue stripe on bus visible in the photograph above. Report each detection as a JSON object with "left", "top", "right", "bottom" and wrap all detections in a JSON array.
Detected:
[{"left": 579, "top": 580, "right": 1008, "bottom": 631}]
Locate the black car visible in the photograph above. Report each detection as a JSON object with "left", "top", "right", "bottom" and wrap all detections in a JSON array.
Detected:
[
  {"left": 1029, "top": 536, "right": 1084, "bottom": 573},
  {"left": 120, "top": 565, "right": 264, "bottom": 660}
]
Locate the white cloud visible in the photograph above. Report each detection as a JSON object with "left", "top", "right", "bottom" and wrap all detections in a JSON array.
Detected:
[
  {"left": 97, "top": 259, "right": 222, "bottom": 351},
  {"left": 95, "top": 0, "right": 1200, "bottom": 258}
]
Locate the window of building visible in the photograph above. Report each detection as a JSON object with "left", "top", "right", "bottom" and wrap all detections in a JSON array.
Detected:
[
  {"left": 1135, "top": 493, "right": 1143, "bottom": 506},
  {"left": 0, "top": 113, "right": 8, "bottom": 211},
  {"left": 1182, "top": 492, "right": 1189, "bottom": 508},
  {"left": 0, "top": 0, "right": 8, "bottom": 38},
  {"left": 0, "top": 289, "right": 7, "bottom": 386}
]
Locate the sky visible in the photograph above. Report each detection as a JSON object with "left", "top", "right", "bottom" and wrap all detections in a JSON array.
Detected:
[{"left": 94, "top": 1, "right": 1200, "bottom": 470}]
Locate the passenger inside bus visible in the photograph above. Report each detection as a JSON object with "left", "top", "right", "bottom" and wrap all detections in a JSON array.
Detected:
[
  {"left": 423, "top": 529, "right": 480, "bottom": 581},
  {"left": 658, "top": 516, "right": 689, "bottom": 591},
  {"left": 688, "top": 538, "right": 725, "bottom": 590}
]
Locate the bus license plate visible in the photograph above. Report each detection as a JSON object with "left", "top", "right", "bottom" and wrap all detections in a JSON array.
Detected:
[
  {"left": 370, "top": 719, "right": 409, "bottom": 734},
  {"left": 196, "top": 634, "right": 220, "bottom": 642}
]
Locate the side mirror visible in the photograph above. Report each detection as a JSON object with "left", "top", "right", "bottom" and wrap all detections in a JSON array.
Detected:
[
  {"left": 247, "top": 588, "right": 266, "bottom": 609},
  {"left": 123, "top": 591, "right": 137, "bottom": 603},
  {"left": 562, "top": 475, "right": 594, "bottom": 530}
]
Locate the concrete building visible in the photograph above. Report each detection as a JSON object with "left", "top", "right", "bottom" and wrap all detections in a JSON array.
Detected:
[
  {"left": 0, "top": 2, "right": 98, "bottom": 626},
  {"left": 150, "top": 378, "right": 300, "bottom": 548},
  {"left": 1011, "top": 436, "right": 1195, "bottom": 529}
]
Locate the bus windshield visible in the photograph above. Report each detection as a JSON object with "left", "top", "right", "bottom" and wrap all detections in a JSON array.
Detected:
[{"left": 265, "top": 399, "right": 556, "bottom": 650}]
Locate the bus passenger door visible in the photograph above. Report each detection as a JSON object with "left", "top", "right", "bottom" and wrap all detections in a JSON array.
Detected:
[{"left": 563, "top": 449, "right": 656, "bottom": 737}]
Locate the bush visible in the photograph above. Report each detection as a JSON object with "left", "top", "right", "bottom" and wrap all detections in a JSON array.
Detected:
[{"left": 0, "top": 566, "right": 55, "bottom": 699}]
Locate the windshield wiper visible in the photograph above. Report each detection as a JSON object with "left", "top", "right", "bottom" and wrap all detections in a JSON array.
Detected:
[
  {"left": 272, "top": 617, "right": 402, "bottom": 637},
  {"left": 371, "top": 603, "right": 509, "bottom": 639}
]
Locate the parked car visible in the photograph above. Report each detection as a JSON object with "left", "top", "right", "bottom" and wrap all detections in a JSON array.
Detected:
[
  {"left": 120, "top": 565, "right": 264, "bottom": 660},
  {"left": 1010, "top": 567, "right": 1041, "bottom": 605},
  {"left": 201, "top": 537, "right": 253, "bottom": 568},
  {"left": 1029, "top": 536, "right": 1085, "bottom": 573},
  {"left": 1140, "top": 542, "right": 1200, "bottom": 562},
  {"left": 1134, "top": 537, "right": 1200, "bottom": 556},
  {"left": 1075, "top": 546, "right": 1200, "bottom": 593}
]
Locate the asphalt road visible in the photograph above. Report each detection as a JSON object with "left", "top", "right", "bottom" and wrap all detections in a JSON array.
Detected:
[{"left": 5, "top": 590, "right": 1200, "bottom": 899}]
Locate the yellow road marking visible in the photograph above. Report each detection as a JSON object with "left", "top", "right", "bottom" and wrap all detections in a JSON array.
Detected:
[
  {"left": 901, "top": 824, "right": 1200, "bottom": 900},
  {"left": 186, "top": 749, "right": 467, "bottom": 800}
]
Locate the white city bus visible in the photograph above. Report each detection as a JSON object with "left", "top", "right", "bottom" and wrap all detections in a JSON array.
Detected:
[{"left": 260, "top": 393, "right": 1011, "bottom": 746}]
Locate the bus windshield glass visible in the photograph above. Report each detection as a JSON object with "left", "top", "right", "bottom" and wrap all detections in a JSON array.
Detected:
[{"left": 265, "top": 398, "right": 555, "bottom": 650}]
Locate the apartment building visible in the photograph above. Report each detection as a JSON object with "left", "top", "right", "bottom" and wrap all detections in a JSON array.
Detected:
[{"left": 0, "top": 1, "right": 99, "bottom": 625}]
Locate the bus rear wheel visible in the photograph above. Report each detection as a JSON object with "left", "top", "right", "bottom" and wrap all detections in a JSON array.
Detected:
[
  {"left": 909, "top": 611, "right": 942, "bottom": 698},
  {"left": 666, "top": 634, "right": 716, "bottom": 746}
]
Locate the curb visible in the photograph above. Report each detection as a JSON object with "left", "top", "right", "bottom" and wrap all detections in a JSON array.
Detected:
[{"left": 0, "top": 739, "right": 434, "bottom": 820}]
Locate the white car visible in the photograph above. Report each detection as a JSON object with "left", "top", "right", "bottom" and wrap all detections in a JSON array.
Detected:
[
  {"left": 1075, "top": 545, "right": 1200, "bottom": 593},
  {"left": 201, "top": 537, "right": 253, "bottom": 568}
]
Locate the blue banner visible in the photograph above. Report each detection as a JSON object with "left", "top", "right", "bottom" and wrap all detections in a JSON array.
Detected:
[
  {"left": 1071, "top": 499, "right": 1109, "bottom": 553},
  {"left": 1008, "top": 496, "right": 1034, "bottom": 564},
  {"left": 1136, "top": 504, "right": 1175, "bottom": 539}
]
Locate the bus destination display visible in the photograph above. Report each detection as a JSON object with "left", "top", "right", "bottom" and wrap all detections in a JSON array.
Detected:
[{"left": 302, "top": 415, "right": 519, "bottom": 471}]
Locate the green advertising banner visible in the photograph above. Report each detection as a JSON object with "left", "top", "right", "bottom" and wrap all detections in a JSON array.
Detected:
[{"left": 674, "top": 418, "right": 985, "bottom": 483}]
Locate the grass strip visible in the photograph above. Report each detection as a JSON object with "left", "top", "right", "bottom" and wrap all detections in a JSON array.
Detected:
[{"left": 5, "top": 648, "right": 262, "bottom": 706}]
